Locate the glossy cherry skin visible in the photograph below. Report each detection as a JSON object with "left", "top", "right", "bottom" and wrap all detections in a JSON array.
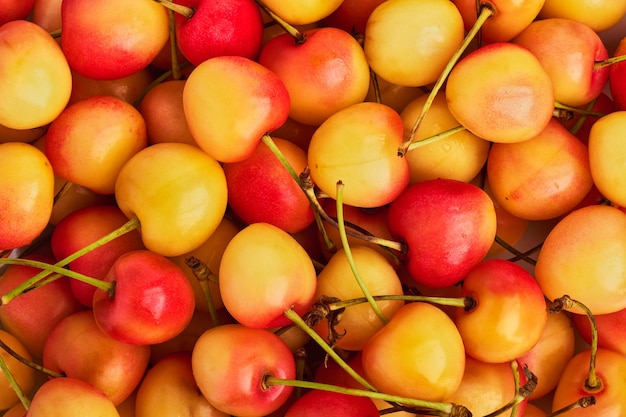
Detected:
[
  {"left": 454, "top": 259, "right": 548, "bottom": 363},
  {"left": 191, "top": 324, "right": 296, "bottom": 417},
  {"left": 92, "top": 249, "right": 196, "bottom": 345}
]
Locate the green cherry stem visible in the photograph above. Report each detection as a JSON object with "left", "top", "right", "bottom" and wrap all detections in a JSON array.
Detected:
[
  {"left": 264, "top": 376, "right": 471, "bottom": 416},
  {"left": 335, "top": 181, "right": 388, "bottom": 325},
  {"left": 553, "top": 101, "right": 606, "bottom": 118},
  {"left": 548, "top": 396, "right": 596, "bottom": 417},
  {"left": 398, "top": 3, "right": 495, "bottom": 156},
  {"left": 0, "top": 215, "right": 140, "bottom": 303},
  {"left": 0, "top": 355, "right": 30, "bottom": 411},
  {"left": 167, "top": 7, "right": 182, "bottom": 81},
  {"left": 549, "top": 295, "right": 600, "bottom": 391},
  {"left": 184, "top": 256, "right": 220, "bottom": 327},
  {"left": 594, "top": 53, "right": 626, "bottom": 70},
  {"left": 284, "top": 307, "right": 377, "bottom": 392},
  {"left": 0, "top": 258, "right": 113, "bottom": 304},
  {"left": 49, "top": 28, "right": 61, "bottom": 39},
  {"left": 406, "top": 125, "right": 467, "bottom": 153},
  {"left": 494, "top": 236, "right": 537, "bottom": 266},
  {"left": 254, "top": 0, "right": 306, "bottom": 44},
  {"left": 53, "top": 181, "right": 74, "bottom": 206},
  {"left": 152, "top": 0, "right": 194, "bottom": 19},
  {"left": 483, "top": 361, "right": 536, "bottom": 417},
  {"left": 260, "top": 134, "right": 337, "bottom": 253},
  {"left": 323, "top": 294, "right": 472, "bottom": 312},
  {"left": 568, "top": 97, "right": 599, "bottom": 136}
]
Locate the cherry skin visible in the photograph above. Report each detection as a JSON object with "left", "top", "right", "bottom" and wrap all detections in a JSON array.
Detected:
[
  {"left": 218, "top": 222, "right": 317, "bottom": 329},
  {"left": 321, "top": 0, "right": 386, "bottom": 35},
  {"left": 552, "top": 348, "right": 626, "bottom": 416},
  {"left": 183, "top": 55, "right": 291, "bottom": 163},
  {"left": 572, "top": 307, "right": 626, "bottom": 356},
  {"left": 445, "top": 42, "right": 555, "bottom": 144},
  {"left": 285, "top": 389, "right": 379, "bottom": 417},
  {"left": 486, "top": 118, "right": 594, "bottom": 221},
  {"left": 518, "top": 311, "right": 576, "bottom": 400},
  {"left": 0, "top": 20, "right": 71, "bottom": 130},
  {"left": 0, "top": 0, "right": 35, "bottom": 25},
  {"left": 0, "top": 142, "right": 55, "bottom": 251},
  {"left": 135, "top": 352, "right": 229, "bottom": 417},
  {"left": 364, "top": 0, "right": 465, "bottom": 87},
  {"left": 50, "top": 205, "right": 145, "bottom": 307},
  {"left": 260, "top": 0, "right": 343, "bottom": 25},
  {"left": 27, "top": 377, "right": 120, "bottom": 417},
  {"left": 443, "top": 357, "right": 528, "bottom": 417},
  {"left": 67, "top": 68, "right": 155, "bottom": 106},
  {"left": 588, "top": 111, "right": 626, "bottom": 208},
  {"left": 61, "top": 0, "right": 169, "bottom": 80},
  {"left": 114, "top": 142, "right": 228, "bottom": 257},
  {"left": 512, "top": 17, "right": 609, "bottom": 108},
  {"left": 609, "top": 36, "right": 626, "bottom": 112},
  {"left": 92, "top": 249, "right": 196, "bottom": 345},
  {"left": 45, "top": 95, "right": 148, "bottom": 195},
  {"left": 538, "top": 0, "right": 626, "bottom": 32},
  {"left": 307, "top": 101, "right": 411, "bottom": 208},
  {"left": 361, "top": 302, "right": 466, "bottom": 402},
  {"left": 387, "top": 178, "right": 497, "bottom": 288},
  {"left": 258, "top": 26, "right": 371, "bottom": 126},
  {"left": 138, "top": 80, "right": 197, "bottom": 146},
  {"left": 535, "top": 204, "right": 626, "bottom": 315},
  {"left": 171, "top": 0, "right": 263, "bottom": 66},
  {"left": 223, "top": 137, "right": 314, "bottom": 234},
  {"left": 454, "top": 259, "right": 548, "bottom": 364},
  {"left": 43, "top": 310, "right": 151, "bottom": 406},
  {"left": 191, "top": 324, "right": 296, "bottom": 417}
]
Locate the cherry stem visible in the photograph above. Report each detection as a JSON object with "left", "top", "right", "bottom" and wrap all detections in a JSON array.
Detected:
[
  {"left": 370, "top": 69, "right": 382, "bottom": 104},
  {"left": 549, "top": 295, "right": 599, "bottom": 391},
  {"left": 49, "top": 28, "right": 61, "bottom": 39},
  {"left": 167, "top": 8, "right": 182, "bottom": 80},
  {"left": 0, "top": 354, "right": 30, "bottom": 411},
  {"left": 185, "top": 256, "right": 220, "bottom": 327},
  {"left": 0, "top": 258, "right": 113, "bottom": 304},
  {"left": 406, "top": 125, "right": 467, "bottom": 153},
  {"left": 264, "top": 376, "right": 470, "bottom": 416},
  {"left": 483, "top": 361, "right": 537, "bottom": 417},
  {"left": 284, "top": 307, "right": 377, "bottom": 392},
  {"left": 254, "top": 0, "right": 306, "bottom": 44},
  {"left": 0, "top": 338, "right": 64, "bottom": 379},
  {"left": 323, "top": 294, "right": 471, "bottom": 312},
  {"left": 152, "top": 0, "right": 194, "bottom": 19},
  {"left": 0, "top": 215, "right": 140, "bottom": 303},
  {"left": 260, "top": 134, "right": 337, "bottom": 253},
  {"left": 398, "top": 3, "right": 495, "bottom": 156},
  {"left": 494, "top": 236, "right": 537, "bottom": 266},
  {"left": 294, "top": 347, "right": 307, "bottom": 399},
  {"left": 568, "top": 97, "right": 599, "bottom": 136},
  {"left": 553, "top": 101, "right": 606, "bottom": 118},
  {"left": 335, "top": 181, "right": 388, "bottom": 325},
  {"left": 548, "top": 396, "right": 596, "bottom": 417},
  {"left": 53, "top": 181, "right": 74, "bottom": 206},
  {"left": 594, "top": 53, "right": 626, "bottom": 70},
  {"left": 133, "top": 61, "right": 191, "bottom": 108}
]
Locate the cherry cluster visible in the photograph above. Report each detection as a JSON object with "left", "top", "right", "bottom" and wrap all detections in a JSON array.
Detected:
[{"left": 2, "top": 0, "right": 626, "bottom": 416}]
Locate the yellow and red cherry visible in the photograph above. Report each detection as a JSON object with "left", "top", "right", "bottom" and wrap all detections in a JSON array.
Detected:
[
  {"left": 223, "top": 137, "right": 314, "bottom": 234},
  {"left": 92, "top": 249, "right": 196, "bottom": 345},
  {"left": 260, "top": 0, "right": 343, "bottom": 25},
  {"left": 445, "top": 42, "right": 555, "bottom": 144},
  {"left": 0, "top": 19, "right": 71, "bottom": 130},
  {"left": 364, "top": 0, "right": 465, "bottom": 87},
  {"left": 285, "top": 389, "right": 379, "bottom": 417},
  {"left": 308, "top": 101, "right": 410, "bottom": 208},
  {"left": 218, "top": 222, "right": 317, "bottom": 329},
  {"left": 0, "top": 142, "right": 54, "bottom": 251},
  {"left": 512, "top": 18, "right": 609, "bottom": 108},
  {"left": 535, "top": 204, "right": 626, "bottom": 315},
  {"left": 538, "top": 0, "right": 626, "bottom": 32},
  {"left": 191, "top": 324, "right": 296, "bottom": 416},
  {"left": 61, "top": 0, "right": 169, "bottom": 80},
  {"left": 114, "top": 142, "right": 228, "bottom": 257},
  {"left": 259, "top": 27, "right": 370, "bottom": 127},
  {"left": 45, "top": 95, "right": 148, "bottom": 196},
  {"left": 387, "top": 178, "right": 497, "bottom": 288},
  {"left": 183, "top": 55, "right": 290, "bottom": 163},
  {"left": 455, "top": 259, "right": 548, "bottom": 364},
  {"left": 486, "top": 118, "right": 594, "bottom": 221},
  {"left": 361, "top": 302, "right": 466, "bottom": 402}
]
